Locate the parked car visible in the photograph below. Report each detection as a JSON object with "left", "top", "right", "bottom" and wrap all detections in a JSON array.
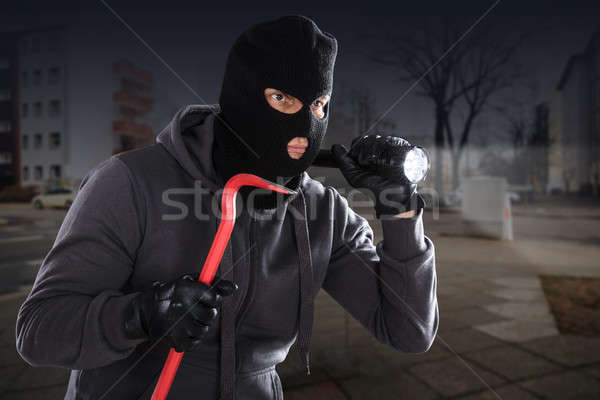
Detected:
[{"left": 32, "top": 187, "right": 76, "bottom": 209}]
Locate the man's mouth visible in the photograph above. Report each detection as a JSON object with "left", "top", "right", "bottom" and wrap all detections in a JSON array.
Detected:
[{"left": 287, "top": 137, "right": 308, "bottom": 159}]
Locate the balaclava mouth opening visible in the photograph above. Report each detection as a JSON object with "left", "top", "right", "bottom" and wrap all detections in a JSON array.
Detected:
[{"left": 213, "top": 15, "right": 338, "bottom": 209}]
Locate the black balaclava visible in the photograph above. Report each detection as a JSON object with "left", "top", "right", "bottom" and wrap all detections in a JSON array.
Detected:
[{"left": 213, "top": 16, "right": 338, "bottom": 209}]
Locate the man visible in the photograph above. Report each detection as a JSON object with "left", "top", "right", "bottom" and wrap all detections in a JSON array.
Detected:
[{"left": 16, "top": 16, "right": 438, "bottom": 399}]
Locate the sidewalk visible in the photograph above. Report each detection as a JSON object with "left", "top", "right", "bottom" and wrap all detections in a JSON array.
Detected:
[{"left": 1, "top": 205, "right": 600, "bottom": 398}]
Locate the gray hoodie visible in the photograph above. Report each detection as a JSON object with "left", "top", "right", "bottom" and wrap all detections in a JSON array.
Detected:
[{"left": 16, "top": 104, "right": 438, "bottom": 400}]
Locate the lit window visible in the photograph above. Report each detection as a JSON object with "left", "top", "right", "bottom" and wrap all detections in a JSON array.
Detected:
[
  {"left": 33, "top": 69, "right": 42, "bottom": 86},
  {"left": 22, "top": 135, "right": 29, "bottom": 150},
  {"left": 34, "top": 166, "right": 43, "bottom": 180},
  {"left": 48, "top": 67, "right": 61, "bottom": 84},
  {"left": 48, "top": 100, "right": 61, "bottom": 117},
  {"left": 33, "top": 102, "right": 42, "bottom": 117},
  {"left": 22, "top": 103, "right": 28, "bottom": 118},
  {"left": 49, "top": 132, "right": 61, "bottom": 149},
  {"left": 22, "top": 166, "right": 29, "bottom": 181},
  {"left": 34, "top": 133, "right": 42, "bottom": 149}
]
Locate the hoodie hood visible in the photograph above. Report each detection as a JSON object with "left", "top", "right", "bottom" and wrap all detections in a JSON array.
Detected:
[{"left": 156, "top": 104, "right": 223, "bottom": 192}]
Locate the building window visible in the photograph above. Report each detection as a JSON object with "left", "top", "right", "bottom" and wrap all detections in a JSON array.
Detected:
[
  {"left": 33, "top": 69, "right": 42, "bottom": 86},
  {"left": 49, "top": 132, "right": 61, "bottom": 149},
  {"left": 31, "top": 36, "right": 41, "bottom": 54},
  {"left": 21, "top": 71, "right": 28, "bottom": 87},
  {"left": 22, "top": 135, "right": 28, "bottom": 150},
  {"left": 0, "top": 121, "right": 11, "bottom": 132},
  {"left": 50, "top": 165, "right": 62, "bottom": 178},
  {"left": 48, "top": 32, "right": 62, "bottom": 52},
  {"left": 19, "top": 37, "right": 28, "bottom": 55},
  {"left": 34, "top": 133, "right": 43, "bottom": 149},
  {"left": 33, "top": 101, "right": 42, "bottom": 117},
  {"left": 22, "top": 166, "right": 29, "bottom": 181},
  {"left": 48, "top": 67, "right": 61, "bottom": 84},
  {"left": 0, "top": 90, "right": 10, "bottom": 101},
  {"left": 0, "top": 152, "right": 11, "bottom": 164},
  {"left": 34, "top": 166, "right": 43, "bottom": 180},
  {"left": 22, "top": 103, "right": 28, "bottom": 118},
  {"left": 48, "top": 100, "right": 61, "bottom": 117}
]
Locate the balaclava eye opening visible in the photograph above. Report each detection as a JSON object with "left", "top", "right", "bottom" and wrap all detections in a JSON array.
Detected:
[{"left": 212, "top": 15, "right": 338, "bottom": 208}]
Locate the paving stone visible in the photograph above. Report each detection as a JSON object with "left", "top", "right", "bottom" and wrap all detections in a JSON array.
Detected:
[
  {"left": 520, "top": 334, "right": 600, "bottom": 367},
  {"left": 408, "top": 356, "right": 505, "bottom": 397},
  {"left": 438, "top": 314, "right": 471, "bottom": 333},
  {"left": 579, "top": 364, "right": 600, "bottom": 380},
  {"left": 455, "top": 384, "right": 538, "bottom": 399},
  {"left": 0, "top": 328, "right": 15, "bottom": 348},
  {"left": 436, "top": 284, "right": 462, "bottom": 296},
  {"left": 339, "top": 373, "right": 438, "bottom": 399},
  {"left": 375, "top": 340, "right": 452, "bottom": 370},
  {"left": 519, "top": 370, "right": 600, "bottom": 399},
  {"left": 437, "top": 328, "right": 505, "bottom": 354},
  {"left": 0, "top": 365, "right": 26, "bottom": 395},
  {"left": 489, "top": 277, "right": 541, "bottom": 289},
  {"left": 464, "top": 345, "right": 562, "bottom": 380},
  {"left": 483, "top": 301, "right": 555, "bottom": 322},
  {"left": 311, "top": 346, "right": 387, "bottom": 380},
  {"left": 0, "top": 384, "right": 66, "bottom": 400},
  {"left": 475, "top": 319, "right": 559, "bottom": 343},
  {"left": 0, "top": 344, "right": 26, "bottom": 367},
  {"left": 284, "top": 381, "right": 347, "bottom": 400},
  {"left": 9, "top": 366, "right": 70, "bottom": 391},
  {"left": 447, "top": 307, "right": 509, "bottom": 326},
  {"left": 488, "top": 288, "right": 545, "bottom": 302}
]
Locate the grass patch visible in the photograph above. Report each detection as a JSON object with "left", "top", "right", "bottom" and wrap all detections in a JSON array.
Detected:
[{"left": 540, "top": 275, "right": 600, "bottom": 337}]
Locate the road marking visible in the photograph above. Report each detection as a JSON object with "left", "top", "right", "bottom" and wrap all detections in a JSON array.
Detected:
[
  {"left": 25, "top": 259, "right": 44, "bottom": 267},
  {"left": 0, "top": 235, "right": 44, "bottom": 244}
]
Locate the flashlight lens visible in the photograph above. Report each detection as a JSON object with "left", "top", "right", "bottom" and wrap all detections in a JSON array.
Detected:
[{"left": 404, "top": 147, "right": 429, "bottom": 183}]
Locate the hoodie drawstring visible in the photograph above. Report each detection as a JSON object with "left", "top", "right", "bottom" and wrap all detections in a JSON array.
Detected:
[
  {"left": 292, "top": 190, "right": 314, "bottom": 375},
  {"left": 219, "top": 188, "right": 314, "bottom": 399},
  {"left": 219, "top": 242, "right": 236, "bottom": 400}
]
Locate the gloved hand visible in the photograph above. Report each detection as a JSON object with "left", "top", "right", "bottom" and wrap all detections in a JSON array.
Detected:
[
  {"left": 331, "top": 134, "right": 424, "bottom": 218},
  {"left": 124, "top": 274, "right": 238, "bottom": 352}
]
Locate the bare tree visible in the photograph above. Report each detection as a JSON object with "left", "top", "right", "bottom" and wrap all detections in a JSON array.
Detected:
[
  {"left": 369, "top": 18, "right": 525, "bottom": 191},
  {"left": 444, "top": 28, "right": 524, "bottom": 188}
]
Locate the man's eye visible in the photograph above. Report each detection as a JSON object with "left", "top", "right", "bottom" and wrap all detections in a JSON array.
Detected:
[
  {"left": 271, "top": 93, "right": 284, "bottom": 102},
  {"left": 312, "top": 100, "right": 323, "bottom": 107}
]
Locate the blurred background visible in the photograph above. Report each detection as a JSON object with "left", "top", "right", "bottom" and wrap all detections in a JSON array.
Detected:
[{"left": 0, "top": 0, "right": 599, "bottom": 399}]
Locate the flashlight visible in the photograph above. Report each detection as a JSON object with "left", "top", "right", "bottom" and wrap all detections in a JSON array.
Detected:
[{"left": 312, "top": 145, "right": 430, "bottom": 184}]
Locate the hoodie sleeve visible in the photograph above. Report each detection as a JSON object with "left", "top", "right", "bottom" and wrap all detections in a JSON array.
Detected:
[
  {"left": 16, "top": 157, "right": 146, "bottom": 370},
  {"left": 322, "top": 188, "right": 438, "bottom": 353}
]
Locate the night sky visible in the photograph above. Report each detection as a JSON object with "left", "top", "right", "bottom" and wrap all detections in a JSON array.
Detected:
[{"left": 2, "top": 0, "right": 599, "bottom": 146}]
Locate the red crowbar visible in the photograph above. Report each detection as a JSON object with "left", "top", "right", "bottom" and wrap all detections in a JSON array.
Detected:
[{"left": 151, "top": 173, "right": 296, "bottom": 400}]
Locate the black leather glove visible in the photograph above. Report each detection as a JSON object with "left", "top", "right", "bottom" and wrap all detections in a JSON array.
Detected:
[
  {"left": 124, "top": 274, "right": 238, "bottom": 352},
  {"left": 331, "top": 134, "right": 424, "bottom": 218}
]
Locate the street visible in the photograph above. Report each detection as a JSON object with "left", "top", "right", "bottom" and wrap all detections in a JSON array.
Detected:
[{"left": 0, "top": 200, "right": 600, "bottom": 399}]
